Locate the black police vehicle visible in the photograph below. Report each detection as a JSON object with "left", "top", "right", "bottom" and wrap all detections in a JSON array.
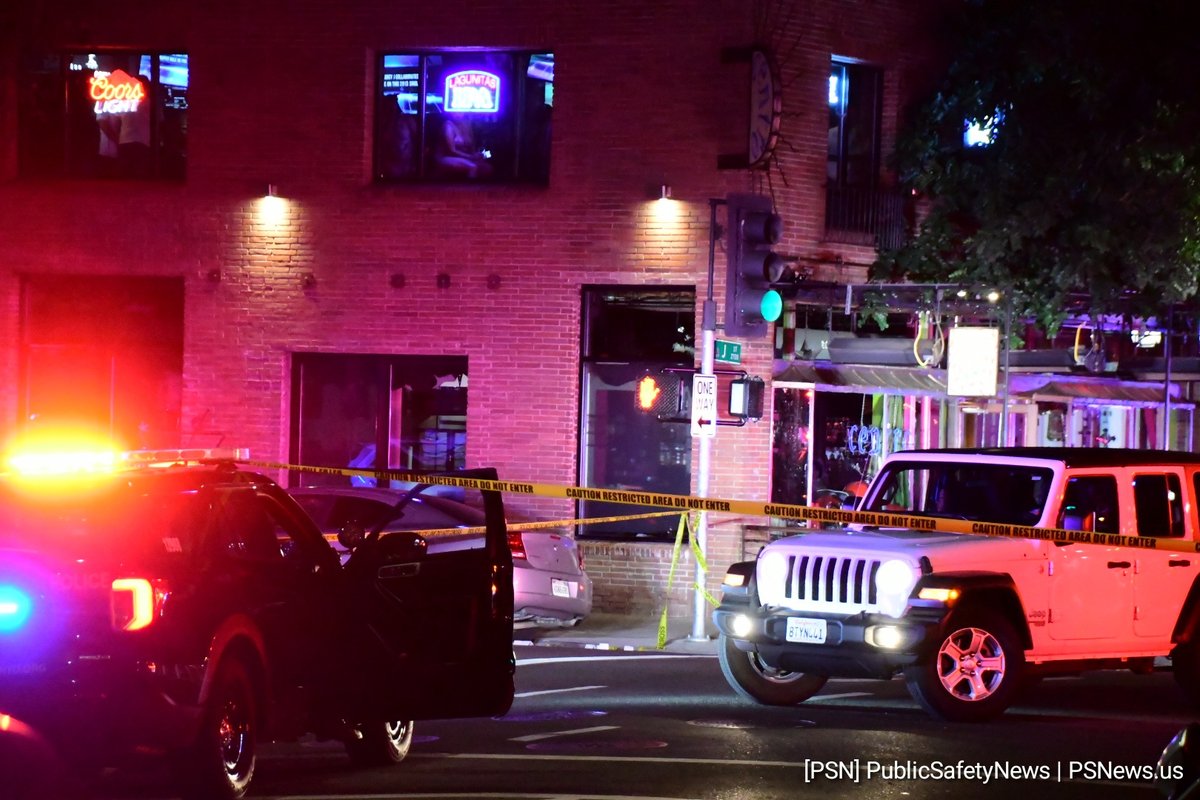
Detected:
[{"left": 0, "top": 446, "right": 515, "bottom": 799}]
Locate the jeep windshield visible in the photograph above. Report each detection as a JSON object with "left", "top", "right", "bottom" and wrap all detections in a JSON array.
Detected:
[{"left": 861, "top": 460, "right": 1054, "bottom": 527}]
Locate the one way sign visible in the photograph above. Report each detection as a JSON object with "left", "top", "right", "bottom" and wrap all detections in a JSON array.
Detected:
[{"left": 690, "top": 374, "right": 717, "bottom": 438}]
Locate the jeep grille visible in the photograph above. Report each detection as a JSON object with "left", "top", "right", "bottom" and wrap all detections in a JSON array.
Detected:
[{"left": 779, "top": 555, "right": 882, "bottom": 614}]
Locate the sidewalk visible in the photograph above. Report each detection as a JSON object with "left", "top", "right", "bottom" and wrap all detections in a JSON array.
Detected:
[{"left": 515, "top": 612, "right": 719, "bottom": 655}]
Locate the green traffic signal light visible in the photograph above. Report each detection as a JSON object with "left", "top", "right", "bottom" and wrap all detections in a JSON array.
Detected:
[
  {"left": 761, "top": 289, "right": 782, "bottom": 323},
  {"left": 723, "top": 193, "right": 785, "bottom": 337}
]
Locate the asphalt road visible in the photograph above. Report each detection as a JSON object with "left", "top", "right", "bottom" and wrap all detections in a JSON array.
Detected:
[{"left": 47, "top": 644, "right": 1200, "bottom": 799}]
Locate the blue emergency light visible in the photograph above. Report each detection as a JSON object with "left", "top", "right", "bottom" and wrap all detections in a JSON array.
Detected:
[{"left": 0, "top": 585, "right": 33, "bottom": 633}]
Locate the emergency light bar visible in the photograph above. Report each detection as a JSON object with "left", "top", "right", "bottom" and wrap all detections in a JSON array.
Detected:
[
  {"left": 118, "top": 448, "right": 251, "bottom": 468},
  {"left": 5, "top": 445, "right": 250, "bottom": 478}
]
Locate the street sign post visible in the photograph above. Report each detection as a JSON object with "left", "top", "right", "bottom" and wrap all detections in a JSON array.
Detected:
[
  {"left": 714, "top": 339, "right": 742, "bottom": 364},
  {"left": 690, "top": 374, "right": 717, "bottom": 438}
]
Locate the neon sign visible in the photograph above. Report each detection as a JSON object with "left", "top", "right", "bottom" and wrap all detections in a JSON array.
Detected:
[
  {"left": 88, "top": 69, "right": 145, "bottom": 115},
  {"left": 444, "top": 70, "right": 501, "bottom": 113}
]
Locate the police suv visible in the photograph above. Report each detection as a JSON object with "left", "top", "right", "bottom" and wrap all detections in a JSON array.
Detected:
[
  {"left": 714, "top": 448, "right": 1200, "bottom": 722},
  {"left": 0, "top": 442, "right": 514, "bottom": 798}
]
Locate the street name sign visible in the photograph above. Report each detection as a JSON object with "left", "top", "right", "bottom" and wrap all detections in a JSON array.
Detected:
[
  {"left": 691, "top": 374, "right": 717, "bottom": 438},
  {"left": 715, "top": 339, "right": 742, "bottom": 364}
]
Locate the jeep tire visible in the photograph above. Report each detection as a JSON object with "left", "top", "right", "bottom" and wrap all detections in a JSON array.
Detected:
[
  {"left": 345, "top": 719, "right": 414, "bottom": 767},
  {"left": 904, "top": 607, "right": 1024, "bottom": 722},
  {"left": 718, "top": 634, "right": 828, "bottom": 705}
]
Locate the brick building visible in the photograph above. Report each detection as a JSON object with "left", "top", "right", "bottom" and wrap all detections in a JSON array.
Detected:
[{"left": 0, "top": 0, "right": 950, "bottom": 616}]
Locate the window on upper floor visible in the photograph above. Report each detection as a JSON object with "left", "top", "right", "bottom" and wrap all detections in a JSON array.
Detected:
[
  {"left": 825, "top": 58, "right": 902, "bottom": 249},
  {"left": 375, "top": 50, "right": 553, "bottom": 185},
  {"left": 18, "top": 51, "right": 188, "bottom": 181},
  {"left": 827, "top": 59, "right": 881, "bottom": 190}
]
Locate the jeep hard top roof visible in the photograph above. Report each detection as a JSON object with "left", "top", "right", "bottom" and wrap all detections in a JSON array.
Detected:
[{"left": 889, "top": 447, "right": 1200, "bottom": 469}]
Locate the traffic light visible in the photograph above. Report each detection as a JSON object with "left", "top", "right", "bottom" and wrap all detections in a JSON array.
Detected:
[{"left": 724, "top": 193, "right": 784, "bottom": 337}]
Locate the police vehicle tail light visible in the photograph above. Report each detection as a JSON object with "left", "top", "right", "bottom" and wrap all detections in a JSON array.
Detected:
[
  {"left": 111, "top": 578, "right": 169, "bottom": 631},
  {"left": 0, "top": 585, "right": 34, "bottom": 633},
  {"left": 506, "top": 531, "right": 527, "bottom": 560}
]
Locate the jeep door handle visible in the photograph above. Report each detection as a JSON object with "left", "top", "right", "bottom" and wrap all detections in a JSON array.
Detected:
[
  {"left": 1107, "top": 561, "right": 1131, "bottom": 569},
  {"left": 1170, "top": 560, "right": 1192, "bottom": 567}
]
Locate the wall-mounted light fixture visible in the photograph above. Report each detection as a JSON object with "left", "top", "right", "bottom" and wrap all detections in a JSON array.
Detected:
[
  {"left": 266, "top": 184, "right": 279, "bottom": 198},
  {"left": 659, "top": 184, "right": 672, "bottom": 200}
]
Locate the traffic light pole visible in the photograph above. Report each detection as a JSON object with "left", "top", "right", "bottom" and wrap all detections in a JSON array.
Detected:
[{"left": 690, "top": 199, "right": 723, "bottom": 641}]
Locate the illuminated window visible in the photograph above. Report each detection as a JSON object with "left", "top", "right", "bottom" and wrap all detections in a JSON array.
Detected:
[
  {"left": 289, "top": 354, "right": 468, "bottom": 489},
  {"left": 827, "top": 59, "right": 881, "bottom": 190},
  {"left": 19, "top": 51, "right": 188, "bottom": 180},
  {"left": 577, "top": 287, "right": 695, "bottom": 541},
  {"left": 375, "top": 50, "right": 553, "bottom": 184}
]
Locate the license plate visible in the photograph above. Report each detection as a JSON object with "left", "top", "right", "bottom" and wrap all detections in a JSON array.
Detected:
[
  {"left": 786, "top": 617, "right": 827, "bottom": 644},
  {"left": 551, "top": 578, "right": 572, "bottom": 598}
]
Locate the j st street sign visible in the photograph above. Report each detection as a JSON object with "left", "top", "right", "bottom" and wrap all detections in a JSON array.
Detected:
[{"left": 715, "top": 339, "right": 742, "bottom": 364}]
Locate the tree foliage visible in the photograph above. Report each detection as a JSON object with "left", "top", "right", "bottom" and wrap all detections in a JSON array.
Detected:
[{"left": 873, "top": 0, "right": 1200, "bottom": 333}]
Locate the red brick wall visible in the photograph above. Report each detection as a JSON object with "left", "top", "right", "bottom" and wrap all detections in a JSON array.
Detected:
[{"left": 0, "top": 0, "right": 946, "bottom": 614}]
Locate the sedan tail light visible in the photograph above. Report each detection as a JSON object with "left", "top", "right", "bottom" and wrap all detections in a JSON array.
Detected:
[
  {"left": 111, "top": 578, "right": 169, "bottom": 631},
  {"left": 506, "top": 531, "right": 527, "bottom": 560}
]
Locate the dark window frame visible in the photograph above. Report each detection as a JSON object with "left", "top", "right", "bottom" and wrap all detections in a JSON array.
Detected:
[
  {"left": 19, "top": 49, "right": 188, "bottom": 181},
  {"left": 374, "top": 49, "right": 553, "bottom": 185}
]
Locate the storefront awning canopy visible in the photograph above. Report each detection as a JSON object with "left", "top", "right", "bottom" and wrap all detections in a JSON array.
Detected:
[
  {"left": 772, "top": 363, "right": 1189, "bottom": 406},
  {"left": 773, "top": 363, "right": 947, "bottom": 396},
  {"left": 1008, "top": 378, "right": 1182, "bottom": 406}
]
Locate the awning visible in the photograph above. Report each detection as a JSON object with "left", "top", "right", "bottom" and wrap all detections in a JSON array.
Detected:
[
  {"left": 772, "top": 362, "right": 1188, "bottom": 406},
  {"left": 773, "top": 362, "right": 947, "bottom": 396},
  {"left": 1008, "top": 378, "right": 1183, "bottom": 406}
]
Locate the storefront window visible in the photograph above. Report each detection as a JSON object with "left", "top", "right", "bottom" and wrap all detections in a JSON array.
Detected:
[
  {"left": 20, "top": 51, "right": 188, "bottom": 180},
  {"left": 771, "top": 388, "right": 811, "bottom": 507},
  {"left": 578, "top": 287, "right": 694, "bottom": 540},
  {"left": 376, "top": 50, "right": 552, "bottom": 184},
  {"left": 290, "top": 354, "right": 467, "bottom": 488}
]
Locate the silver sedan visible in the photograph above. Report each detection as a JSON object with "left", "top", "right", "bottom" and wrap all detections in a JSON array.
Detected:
[{"left": 289, "top": 485, "right": 591, "bottom": 627}]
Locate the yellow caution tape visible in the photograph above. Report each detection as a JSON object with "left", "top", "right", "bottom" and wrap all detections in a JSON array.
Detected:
[
  {"left": 245, "top": 459, "right": 1200, "bottom": 555},
  {"left": 656, "top": 513, "right": 692, "bottom": 650}
]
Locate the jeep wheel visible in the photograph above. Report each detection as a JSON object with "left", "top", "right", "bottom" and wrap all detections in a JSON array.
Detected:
[
  {"left": 345, "top": 719, "right": 414, "bottom": 767},
  {"left": 178, "top": 658, "right": 257, "bottom": 800},
  {"left": 904, "top": 609, "right": 1023, "bottom": 722},
  {"left": 718, "top": 634, "right": 828, "bottom": 705}
]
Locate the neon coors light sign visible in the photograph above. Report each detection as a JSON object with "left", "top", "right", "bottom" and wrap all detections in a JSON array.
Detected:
[
  {"left": 88, "top": 69, "right": 145, "bottom": 115},
  {"left": 444, "top": 70, "right": 500, "bottom": 113}
]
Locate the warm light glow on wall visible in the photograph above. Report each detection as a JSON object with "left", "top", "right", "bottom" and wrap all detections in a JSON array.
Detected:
[
  {"left": 648, "top": 194, "right": 683, "bottom": 223},
  {"left": 256, "top": 194, "right": 289, "bottom": 228}
]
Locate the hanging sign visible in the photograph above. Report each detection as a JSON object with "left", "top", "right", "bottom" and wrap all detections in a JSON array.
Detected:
[{"left": 947, "top": 327, "right": 1000, "bottom": 396}]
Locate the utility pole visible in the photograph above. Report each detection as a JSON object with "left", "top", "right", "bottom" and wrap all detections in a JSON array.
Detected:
[{"left": 691, "top": 199, "right": 721, "bottom": 641}]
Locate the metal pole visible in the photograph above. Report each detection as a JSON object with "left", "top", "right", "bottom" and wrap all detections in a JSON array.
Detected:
[
  {"left": 692, "top": 200, "right": 720, "bottom": 642},
  {"left": 1000, "top": 294, "right": 1012, "bottom": 446},
  {"left": 1165, "top": 306, "right": 1174, "bottom": 450}
]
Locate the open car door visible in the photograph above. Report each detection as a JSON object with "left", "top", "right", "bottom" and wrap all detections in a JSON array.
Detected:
[{"left": 341, "top": 468, "right": 514, "bottom": 720}]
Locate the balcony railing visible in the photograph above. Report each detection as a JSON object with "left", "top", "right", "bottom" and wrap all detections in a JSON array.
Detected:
[{"left": 824, "top": 185, "right": 906, "bottom": 251}]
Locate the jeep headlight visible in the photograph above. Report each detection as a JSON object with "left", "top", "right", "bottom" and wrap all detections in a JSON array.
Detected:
[
  {"left": 756, "top": 549, "right": 789, "bottom": 606},
  {"left": 875, "top": 558, "right": 919, "bottom": 618}
]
